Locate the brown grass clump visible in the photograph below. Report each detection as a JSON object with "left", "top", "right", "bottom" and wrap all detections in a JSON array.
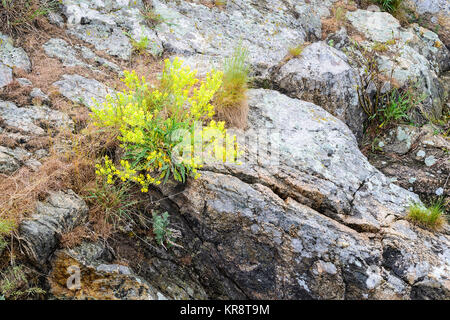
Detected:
[
  {"left": 60, "top": 225, "right": 93, "bottom": 249},
  {"left": 0, "top": 125, "right": 118, "bottom": 226},
  {"left": 0, "top": 0, "right": 55, "bottom": 36},
  {"left": 214, "top": 44, "right": 250, "bottom": 129}
]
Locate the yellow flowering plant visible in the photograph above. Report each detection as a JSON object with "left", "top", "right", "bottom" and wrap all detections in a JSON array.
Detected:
[{"left": 92, "top": 57, "right": 240, "bottom": 192}]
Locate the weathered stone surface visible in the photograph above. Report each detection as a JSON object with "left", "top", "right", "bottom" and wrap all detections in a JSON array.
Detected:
[
  {"left": 272, "top": 41, "right": 364, "bottom": 140},
  {"left": 0, "top": 33, "right": 31, "bottom": 72},
  {"left": 62, "top": 0, "right": 162, "bottom": 60},
  {"left": 0, "top": 146, "right": 30, "bottom": 174},
  {"left": 153, "top": 89, "right": 449, "bottom": 299},
  {"left": 48, "top": 242, "right": 165, "bottom": 300},
  {"left": 369, "top": 124, "right": 450, "bottom": 211},
  {"left": 345, "top": 9, "right": 450, "bottom": 121},
  {"left": 53, "top": 74, "right": 112, "bottom": 107},
  {"left": 0, "top": 62, "right": 13, "bottom": 88},
  {"left": 43, "top": 38, "right": 121, "bottom": 73},
  {"left": 19, "top": 190, "right": 89, "bottom": 265},
  {"left": 403, "top": 0, "right": 450, "bottom": 48},
  {"left": 43, "top": 38, "right": 87, "bottom": 67},
  {"left": 0, "top": 100, "right": 73, "bottom": 136}
]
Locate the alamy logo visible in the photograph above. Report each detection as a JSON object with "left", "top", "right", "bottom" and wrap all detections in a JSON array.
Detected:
[{"left": 66, "top": 265, "right": 81, "bottom": 290}]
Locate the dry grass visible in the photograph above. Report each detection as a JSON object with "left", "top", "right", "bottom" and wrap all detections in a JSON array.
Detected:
[
  {"left": 0, "top": 125, "right": 118, "bottom": 225},
  {"left": 0, "top": 0, "right": 56, "bottom": 36}
]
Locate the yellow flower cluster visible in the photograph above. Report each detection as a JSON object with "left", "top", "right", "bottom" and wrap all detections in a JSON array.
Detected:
[{"left": 95, "top": 156, "right": 161, "bottom": 193}]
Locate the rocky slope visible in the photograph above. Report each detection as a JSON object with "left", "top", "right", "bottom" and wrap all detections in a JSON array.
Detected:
[{"left": 0, "top": 0, "right": 449, "bottom": 300}]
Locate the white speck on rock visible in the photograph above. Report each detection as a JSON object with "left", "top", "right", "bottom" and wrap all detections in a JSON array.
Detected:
[
  {"left": 416, "top": 150, "right": 426, "bottom": 158},
  {"left": 435, "top": 187, "right": 444, "bottom": 196},
  {"left": 424, "top": 156, "right": 436, "bottom": 167}
]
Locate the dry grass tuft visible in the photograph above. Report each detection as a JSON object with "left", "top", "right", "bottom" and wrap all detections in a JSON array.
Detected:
[
  {"left": 0, "top": 125, "right": 118, "bottom": 226},
  {"left": 214, "top": 44, "right": 250, "bottom": 129},
  {"left": 0, "top": 0, "right": 55, "bottom": 36}
]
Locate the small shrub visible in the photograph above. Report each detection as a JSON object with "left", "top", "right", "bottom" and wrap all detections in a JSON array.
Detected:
[
  {"left": 84, "top": 178, "right": 142, "bottom": 238},
  {"left": 92, "top": 57, "right": 239, "bottom": 192},
  {"left": 372, "top": 42, "right": 388, "bottom": 52},
  {"left": 372, "top": 0, "right": 402, "bottom": 14},
  {"left": 0, "top": 265, "right": 45, "bottom": 300},
  {"left": 140, "top": 5, "right": 164, "bottom": 28},
  {"left": 407, "top": 201, "right": 446, "bottom": 230},
  {"left": 151, "top": 211, "right": 180, "bottom": 249},
  {"left": 375, "top": 88, "right": 415, "bottom": 128},
  {"left": 288, "top": 44, "right": 304, "bottom": 58},
  {"left": 214, "top": 44, "right": 250, "bottom": 128}
]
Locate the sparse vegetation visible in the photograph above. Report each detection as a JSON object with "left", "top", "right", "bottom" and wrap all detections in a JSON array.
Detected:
[
  {"left": 335, "top": 6, "right": 347, "bottom": 23},
  {"left": 140, "top": 4, "right": 165, "bottom": 29},
  {"left": 0, "top": 0, "right": 56, "bottom": 35},
  {"left": 214, "top": 0, "right": 226, "bottom": 8},
  {"left": 214, "top": 44, "right": 251, "bottom": 128},
  {"left": 0, "top": 265, "right": 45, "bottom": 300},
  {"left": 288, "top": 44, "right": 305, "bottom": 58},
  {"left": 372, "top": 0, "right": 403, "bottom": 14},
  {"left": 407, "top": 200, "right": 446, "bottom": 230},
  {"left": 129, "top": 34, "right": 151, "bottom": 55},
  {"left": 83, "top": 179, "right": 142, "bottom": 239},
  {"left": 348, "top": 41, "right": 425, "bottom": 131}
]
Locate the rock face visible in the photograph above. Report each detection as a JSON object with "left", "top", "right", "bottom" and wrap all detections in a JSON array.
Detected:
[
  {"left": 0, "top": 33, "right": 31, "bottom": 72},
  {"left": 0, "top": 62, "right": 13, "bottom": 88},
  {"left": 153, "top": 89, "right": 450, "bottom": 299},
  {"left": 62, "top": 0, "right": 163, "bottom": 59},
  {"left": 369, "top": 124, "right": 450, "bottom": 211},
  {"left": 19, "top": 190, "right": 88, "bottom": 266},
  {"left": 346, "top": 9, "right": 449, "bottom": 121},
  {"left": 272, "top": 41, "right": 364, "bottom": 139},
  {"left": 403, "top": 0, "right": 450, "bottom": 48},
  {"left": 53, "top": 74, "right": 113, "bottom": 107},
  {"left": 48, "top": 242, "right": 166, "bottom": 300}
]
